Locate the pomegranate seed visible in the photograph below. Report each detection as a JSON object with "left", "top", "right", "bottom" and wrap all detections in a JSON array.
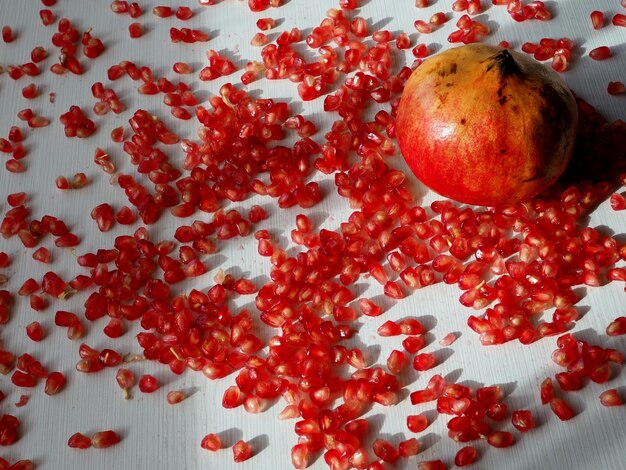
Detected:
[
  {"left": 608, "top": 81, "right": 625, "bottom": 95},
  {"left": 369, "top": 439, "right": 397, "bottom": 463},
  {"left": 407, "top": 414, "right": 428, "bottom": 432},
  {"left": 40, "top": 9, "right": 55, "bottom": 25},
  {"left": 378, "top": 320, "right": 401, "bottom": 336},
  {"left": 201, "top": 433, "right": 221, "bottom": 451},
  {"left": 590, "top": 46, "right": 611, "bottom": 60},
  {"left": 606, "top": 317, "right": 626, "bottom": 336},
  {"left": 2, "top": 26, "right": 14, "bottom": 43},
  {"left": 176, "top": 6, "right": 193, "bottom": 20},
  {"left": 599, "top": 389, "right": 623, "bottom": 407},
  {"left": 22, "top": 84, "right": 38, "bottom": 99},
  {"left": 128, "top": 22, "right": 143, "bottom": 38},
  {"left": 45, "top": 371, "right": 66, "bottom": 395},
  {"left": 610, "top": 193, "right": 626, "bottom": 210},
  {"left": 92, "top": 430, "right": 120, "bottom": 448},
  {"left": 166, "top": 390, "right": 187, "bottom": 404},
  {"left": 153, "top": 6, "right": 173, "bottom": 17},
  {"left": 111, "top": 1, "right": 129, "bottom": 13},
  {"left": 413, "top": 353, "right": 436, "bottom": 371},
  {"left": 454, "top": 446, "right": 478, "bottom": 466},
  {"left": 232, "top": 439, "right": 253, "bottom": 462},
  {"left": 256, "top": 18, "right": 275, "bottom": 30},
  {"left": 550, "top": 398, "right": 574, "bottom": 421},
  {"left": 590, "top": 11, "right": 604, "bottom": 29},
  {"left": 68, "top": 432, "right": 92, "bottom": 449},
  {"left": 613, "top": 14, "right": 626, "bottom": 27},
  {"left": 487, "top": 431, "right": 513, "bottom": 448},
  {"left": 26, "top": 321, "right": 45, "bottom": 341},
  {"left": 511, "top": 409, "right": 535, "bottom": 432},
  {"left": 291, "top": 443, "right": 310, "bottom": 469},
  {"left": 116, "top": 368, "right": 135, "bottom": 399},
  {"left": 138, "top": 374, "right": 159, "bottom": 393}
]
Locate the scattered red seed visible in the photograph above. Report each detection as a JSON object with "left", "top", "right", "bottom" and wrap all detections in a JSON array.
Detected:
[
  {"left": 599, "top": 389, "right": 623, "bottom": 407},
  {"left": 92, "top": 430, "right": 120, "bottom": 448},
  {"left": 200, "top": 433, "right": 221, "bottom": 451},
  {"left": 166, "top": 390, "right": 186, "bottom": 404},
  {"left": 138, "top": 374, "right": 159, "bottom": 393},
  {"left": 232, "top": 439, "right": 253, "bottom": 462},
  {"left": 68, "top": 432, "right": 92, "bottom": 449},
  {"left": 608, "top": 81, "right": 626, "bottom": 95}
]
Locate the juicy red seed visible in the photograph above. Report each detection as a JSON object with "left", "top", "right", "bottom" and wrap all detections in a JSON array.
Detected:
[
  {"left": 129, "top": 22, "right": 143, "bottom": 38},
  {"left": 378, "top": 320, "right": 401, "bottom": 336},
  {"left": 232, "top": 439, "right": 253, "bottom": 462},
  {"left": 201, "top": 433, "right": 222, "bottom": 451},
  {"left": 610, "top": 193, "right": 626, "bottom": 211},
  {"left": 166, "top": 390, "right": 187, "bottom": 404},
  {"left": 455, "top": 446, "right": 478, "bottom": 466},
  {"left": 407, "top": 414, "right": 428, "bottom": 432},
  {"left": 26, "top": 321, "right": 45, "bottom": 341},
  {"left": 68, "top": 432, "right": 92, "bottom": 449},
  {"left": 92, "top": 430, "right": 120, "bottom": 448},
  {"left": 256, "top": 17, "right": 275, "bottom": 30},
  {"left": 599, "top": 389, "right": 623, "bottom": 407},
  {"left": 511, "top": 409, "right": 535, "bottom": 432},
  {"left": 413, "top": 353, "right": 436, "bottom": 371},
  {"left": 550, "top": 398, "right": 574, "bottom": 421},
  {"left": 589, "top": 46, "right": 611, "bottom": 60},
  {"left": 2, "top": 26, "right": 14, "bottom": 43},
  {"left": 116, "top": 368, "right": 135, "bottom": 391},
  {"left": 153, "top": 5, "right": 173, "bottom": 17},
  {"left": 176, "top": 6, "right": 193, "bottom": 20},
  {"left": 590, "top": 11, "right": 604, "bottom": 29},
  {"left": 613, "top": 14, "right": 626, "bottom": 27},
  {"left": 45, "top": 371, "right": 66, "bottom": 395},
  {"left": 138, "top": 374, "right": 159, "bottom": 393},
  {"left": 487, "top": 431, "right": 513, "bottom": 448},
  {"left": 606, "top": 317, "right": 626, "bottom": 336},
  {"left": 608, "top": 81, "right": 625, "bottom": 95}
]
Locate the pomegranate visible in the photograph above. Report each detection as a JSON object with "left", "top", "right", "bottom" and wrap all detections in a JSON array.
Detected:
[{"left": 396, "top": 44, "right": 578, "bottom": 206}]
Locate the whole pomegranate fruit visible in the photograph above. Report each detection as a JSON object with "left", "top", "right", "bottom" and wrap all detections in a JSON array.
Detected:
[{"left": 396, "top": 44, "right": 578, "bottom": 206}]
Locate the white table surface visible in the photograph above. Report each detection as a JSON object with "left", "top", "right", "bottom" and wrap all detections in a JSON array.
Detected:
[{"left": 1, "top": 0, "right": 625, "bottom": 469}]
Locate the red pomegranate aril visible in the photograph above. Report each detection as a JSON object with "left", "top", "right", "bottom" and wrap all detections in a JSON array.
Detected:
[
  {"left": 455, "top": 446, "right": 478, "bottom": 466},
  {"left": 11, "top": 370, "right": 37, "bottom": 388},
  {"left": 40, "top": 9, "right": 54, "bottom": 25},
  {"left": 153, "top": 5, "right": 173, "bottom": 17},
  {"left": 116, "top": 368, "right": 135, "bottom": 395},
  {"left": 176, "top": 6, "right": 193, "bottom": 20},
  {"left": 44, "top": 371, "right": 66, "bottom": 395},
  {"left": 550, "top": 398, "right": 574, "bottom": 420},
  {"left": 599, "top": 389, "right": 623, "bottom": 407},
  {"left": 129, "top": 22, "right": 142, "bottom": 38},
  {"left": 233, "top": 439, "right": 253, "bottom": 462},
  {"left": 607, "top": 317, "right": 626, "bottom": 336},
  {"left": 613, "top": 14, "right": 626, "bottom": 27},
  {"left": 511, "top": 410, "right": 535, "bottom": 432},
  {"left": 291, "top": 443, "right": 310, "bottom": 469},
  {"left": 487, "top": 431, "right": 513, "bottom": 448},
  {"left": 68, "top": 432, "right": 92, "bottom": 449},
  {"left": 590, "top": 46, "right": 611, "bottom": 60},
  {"left": 22, "top": 84, "right": 38, "bottom": 99},
  {"left": 407, "top": 414, "right": 428, "bottom": 432},
  {"left": 92, "top": 430, "right": 120, "bottom": 448},
  {"left": 166, "top": 390, "right": 187, "bottom": 404},
  {"left": 590, "top": 11, "right": 604, "bottom": 29},
  {"left": 2, "top": 26, "right": 13, "bottom": 43},
  {"left": 138, "top": 374, "right": 159, "bottom": 393},
  {"left": 26, "top": 322, "right": 45, "bottom": 341},
  {"left": 610, "top": 194, "right": 626, "bottom": 211},
  {"left": 608, "top": 81, "right": 625, "bottom": 95},
  {"left": 413, "top": 353, "right": 436, "bottom": 371},
  {"left": 201, "top": 433, "right": 222, "bottom": 451}
]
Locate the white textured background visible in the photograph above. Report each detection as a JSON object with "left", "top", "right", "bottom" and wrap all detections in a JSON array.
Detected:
[{"left": 0, "top": 1, "right": 625, "bottom": 469}]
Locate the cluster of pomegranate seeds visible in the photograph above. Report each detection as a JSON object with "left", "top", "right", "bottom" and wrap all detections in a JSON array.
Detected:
[{"left": 0, "top": 0, "right": 625, "bottom": 468}]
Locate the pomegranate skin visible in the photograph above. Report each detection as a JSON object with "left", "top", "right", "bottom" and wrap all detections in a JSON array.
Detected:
[{"left": 396, "top": 44, "right": 578, "bottom": 206}]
